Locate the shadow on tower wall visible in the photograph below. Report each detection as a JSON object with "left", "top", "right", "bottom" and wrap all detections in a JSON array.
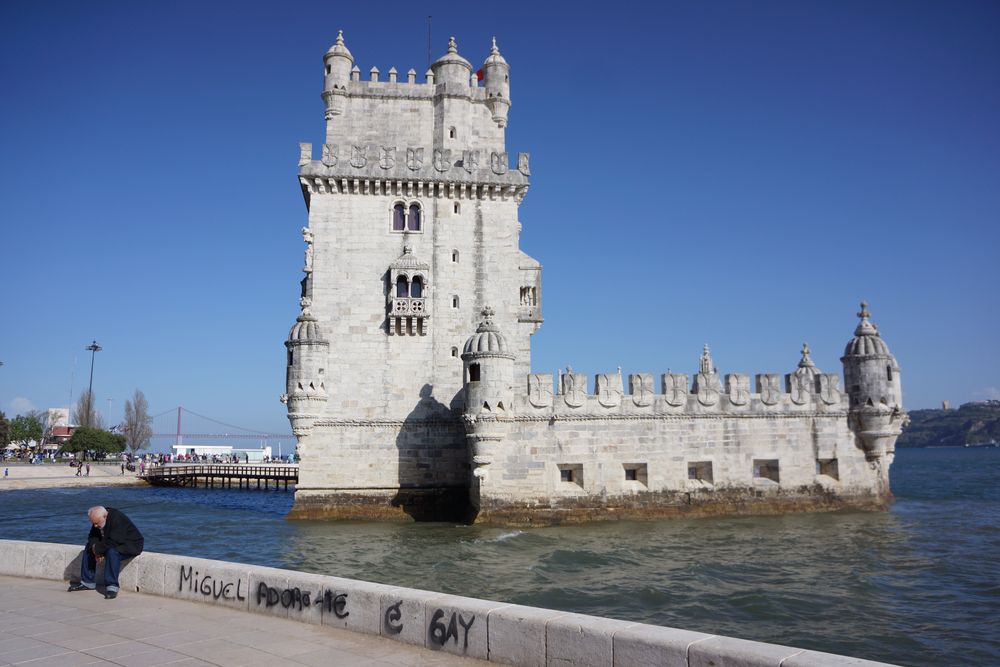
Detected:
[{"left": 391, "top": 384, "right": 473, "bottom": 522}]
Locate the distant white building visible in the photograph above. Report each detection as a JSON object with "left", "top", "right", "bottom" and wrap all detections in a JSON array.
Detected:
[{"left": 171, "top": 445, "right": 273, "bottom": 462}]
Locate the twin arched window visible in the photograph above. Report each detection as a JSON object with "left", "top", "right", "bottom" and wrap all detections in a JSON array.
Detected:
[
  {"left": 395, "top": 275, "right": 423, "bottom": 298},
  {"left": 392, "top": 202, "right": 422, "bottom": 232}
]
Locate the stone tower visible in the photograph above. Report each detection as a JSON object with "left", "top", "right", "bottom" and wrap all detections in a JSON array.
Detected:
[{"left": 286, "top": 34, "right": 542, "bottom": 519}]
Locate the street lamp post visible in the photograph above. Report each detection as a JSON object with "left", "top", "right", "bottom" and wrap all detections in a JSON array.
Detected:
[{"left": 85, "top": 340, "right": 102, "bottom": 426}]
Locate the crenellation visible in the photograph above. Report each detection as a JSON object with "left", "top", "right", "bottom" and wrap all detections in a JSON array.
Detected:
[{"left": 285, "top": 33, "right": 905, "bottom": 524}]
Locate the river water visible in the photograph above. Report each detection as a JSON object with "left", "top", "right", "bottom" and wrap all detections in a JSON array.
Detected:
[{"left": 1, "top": 447, "right": 996, "bottom": 666}]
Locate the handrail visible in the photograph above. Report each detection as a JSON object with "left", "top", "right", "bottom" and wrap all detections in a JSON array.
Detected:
[{"left": 142, "top": 464, "right": 299, "bottom": 478}]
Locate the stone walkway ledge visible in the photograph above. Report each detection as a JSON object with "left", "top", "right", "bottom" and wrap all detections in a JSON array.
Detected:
[{"left": 0, "top": 540, "right": 899, "bottom": 667}]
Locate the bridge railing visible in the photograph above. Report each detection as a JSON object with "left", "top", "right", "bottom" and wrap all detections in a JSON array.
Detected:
[{"left": 142, "top": 464, "right": 299, "bottom": 479}]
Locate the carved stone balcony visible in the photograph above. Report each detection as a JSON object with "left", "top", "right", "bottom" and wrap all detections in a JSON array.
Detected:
[
  {"left": 388, "top": 298, "right": 429, "bottom": 336},
  {"left": 391, "top": 297, "right": 427, "bottom": 316}
]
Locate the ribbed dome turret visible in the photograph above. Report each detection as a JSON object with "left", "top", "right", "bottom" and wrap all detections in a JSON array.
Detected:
[
  {"left": 462, "top": 307, "right": 514, "bottom": 358},
  {"left": 325, "top": 30, "right": 353, "bottom": 61},
  {"left": 288, "top": 300, "right": 325, "bottom": 342},
  {"left": 843, "top": 302, "right": 892, "bottom": 357}
]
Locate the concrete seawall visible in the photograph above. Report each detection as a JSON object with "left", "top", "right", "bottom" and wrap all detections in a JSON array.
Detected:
[{"left": 0, "top": 539, "right": 897, "bottom": 666}]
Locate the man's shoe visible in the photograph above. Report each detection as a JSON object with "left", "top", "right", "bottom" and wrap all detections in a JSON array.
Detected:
[
  {"left": 104, "top": 590, "right": 118, "bottom": 599},
  {"left": 67, "top": 582, "right": 90, "bottom": 592}
]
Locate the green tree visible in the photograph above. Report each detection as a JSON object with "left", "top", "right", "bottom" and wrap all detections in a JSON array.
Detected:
[
  {"left": 0, "top": 411, "right": 9, "bottom": 448},
  {"left": 64, "top": 427, "right": 126, "bottom": 459},
  {"left": 123, "top": 389, "right": 153, "bottom": 454},
  {"left": 9, "top": 413, "right": 44, "bottom": 447}
]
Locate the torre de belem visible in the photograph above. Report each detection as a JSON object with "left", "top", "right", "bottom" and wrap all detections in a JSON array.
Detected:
[{"left": 282, "top": 33, "right": 907, "bottom": 523}]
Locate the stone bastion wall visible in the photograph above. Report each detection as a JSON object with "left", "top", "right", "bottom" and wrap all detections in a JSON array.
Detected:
[{"left": 0, "top": 539, "right": 896, "bottom": 667}]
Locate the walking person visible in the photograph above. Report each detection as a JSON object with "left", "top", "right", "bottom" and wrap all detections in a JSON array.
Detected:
[
  {"left": 85, "top": 463, "right": 91, "bottom": 477},
  {"left": 75, "top": 461, "right": 82, "bottom": 477},
  {"left": 67, "top": 506, "right": 144, "bottom": 599}
]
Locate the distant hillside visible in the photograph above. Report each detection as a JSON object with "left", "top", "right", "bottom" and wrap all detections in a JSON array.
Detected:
[{"left": 898, "top": 401, "right": 1000, "bottom": 447}]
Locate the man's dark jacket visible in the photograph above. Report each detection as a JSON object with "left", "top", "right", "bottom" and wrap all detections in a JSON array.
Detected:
[{"left": 87, "top": 507, "right": 144, "bottom": 558}]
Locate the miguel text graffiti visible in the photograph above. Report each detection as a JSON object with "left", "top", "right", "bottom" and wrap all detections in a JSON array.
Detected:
[{"left": 178, "top": 566, "right": 246, "bottom": 601}]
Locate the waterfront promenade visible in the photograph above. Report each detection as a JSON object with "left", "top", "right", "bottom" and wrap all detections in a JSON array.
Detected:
[
  {"left": 0, "top": 575, "right": 483, "bottom": 666},
  {"left": 0, "top": 463, "right": 144, "bottom": 491}
]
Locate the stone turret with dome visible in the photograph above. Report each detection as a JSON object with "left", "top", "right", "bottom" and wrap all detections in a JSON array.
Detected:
[
  {"left": 482, "top": 37, "right": 511, "bottom": 127},
  {"left": 283, "top": 297, "right": 329, "bottom": 437},
  {"left": 841, "top": 302, "right": 906, "bottom": 470},
  {"left": 322, "top": 30, "right": 353, "bottom": 120}
]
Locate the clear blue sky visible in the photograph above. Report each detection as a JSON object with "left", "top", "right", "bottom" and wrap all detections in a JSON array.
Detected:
[{"left": 1, "top": 0, "right": 998, "bottom": 434}]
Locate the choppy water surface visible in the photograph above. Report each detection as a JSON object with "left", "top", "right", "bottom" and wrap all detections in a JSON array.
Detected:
[{"left": 2, "top": 447, "right": 997, "bottom": 666}]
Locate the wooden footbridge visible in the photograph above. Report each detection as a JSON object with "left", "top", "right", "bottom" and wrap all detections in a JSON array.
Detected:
[{"left": 141, "top": 464, "right": 298, "bottom": 491}]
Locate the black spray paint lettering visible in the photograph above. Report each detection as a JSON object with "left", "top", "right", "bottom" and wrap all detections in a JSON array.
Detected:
[
  {"left": 320, "top": 589, "right": 349, "bottom": 618},
  {"left": 179, "top": 566, "right": 246, "bottom": 601},
  {"left": 429, "top": 609, "right": 475, "bottom": 649},
  {"left": 256, "top": 583, "right": 314, "bottom": 612},
  {"left": 384, "top": 600, "right": 404, "bottom": 634}
]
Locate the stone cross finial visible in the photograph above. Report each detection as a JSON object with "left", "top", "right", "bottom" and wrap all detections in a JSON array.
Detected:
[
  {"left": 402, "top": 245, "right": 412, "bottom": 255},
  {"left": 448, "top": 36, "right": 457, "bottom": 53},
  {"left": 858, "top": 301, "right": 870, "bottom": 319},
  {"left": 491, "top": 36, "right": 499, "bottom": 54},
  {"left": 481, "top": 306, "right": 495, "bottom": 322},
  {"left": 335, "top": 30, "right": 344, "bottom": 45},
  {"left": 799, "top": 343, "right": 815, "bottom": 368}
]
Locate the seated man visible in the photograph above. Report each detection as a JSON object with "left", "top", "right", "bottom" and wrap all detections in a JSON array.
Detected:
[{"left": 68, "top": 506, "right": 144, "bottom": 599}]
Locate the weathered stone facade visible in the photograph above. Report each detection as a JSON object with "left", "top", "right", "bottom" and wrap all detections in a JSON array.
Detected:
[{"left": 284, "top": 33, "right": 906, "bottom": 523}]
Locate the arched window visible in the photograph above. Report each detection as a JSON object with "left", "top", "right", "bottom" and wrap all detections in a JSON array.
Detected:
[
  {"left": 451, "top": 347, "right": 458, "bottom": 358},
  {"left": 410, "top": 276, "right": 423, "bottom": 298},
  {"left": 469, "top": 363, "right": 481, "bottom": 382},
  {"left": 453, "top": 202, "right": 460, "bottom": 214},
  {"left": 407, "top": 204, "right": 421, "bottom": 231},
  {"left": 449, "top": 127, "right": 456, "bottom": 139},
  {"left": 887, "top": 365, "right": 893, "bottom": 381},
  {"left": 392, "top": 203, "right": 406, "bottom": 231},
  {"left": 452, "top": 295, "right": 459, "bottom": 308},
  {"left": 395, "top": 275, "right": 408, "bottom": 297},
  {"left": 452, "top": 250, "right": 459, "bottom": 263}
]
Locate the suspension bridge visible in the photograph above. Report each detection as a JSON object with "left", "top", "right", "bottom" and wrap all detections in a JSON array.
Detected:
[{"left": 148, "top": 407, "right": 295, "bottom": 447}]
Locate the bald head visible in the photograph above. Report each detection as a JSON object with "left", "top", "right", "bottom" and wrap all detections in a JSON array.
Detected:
[{"left": 88, "top": 506, "right": 108, "bottom": 528}]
